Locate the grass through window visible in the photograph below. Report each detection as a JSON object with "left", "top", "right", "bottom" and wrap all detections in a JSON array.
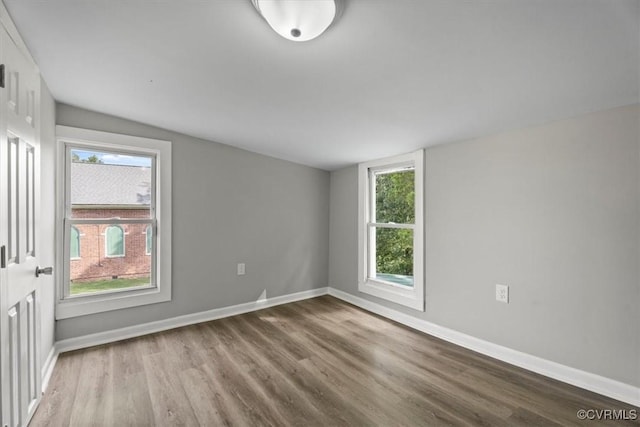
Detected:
[{"left": 70, "top": 277, "right": 150, "bottom": 295}]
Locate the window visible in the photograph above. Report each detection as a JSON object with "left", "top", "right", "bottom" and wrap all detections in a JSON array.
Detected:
[
  {"left": 57, "top": 126, "right": 172, "bottom": 319},
  {"left": 145, "top": 225, "right": 152, "bottom": 255},
  {"left": 358, "top": 150, "right": 424, "bottom": 311},
  {"left": 105, "top": 225, "right": 125, "bottom": 257},
  {"left": 70, "top": 226, "right": 80, "bottom": 259}
]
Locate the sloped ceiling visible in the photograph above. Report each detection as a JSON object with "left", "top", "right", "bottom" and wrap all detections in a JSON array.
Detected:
[{"left": 4, "top": 0, "right": 639, "bottom": 170}]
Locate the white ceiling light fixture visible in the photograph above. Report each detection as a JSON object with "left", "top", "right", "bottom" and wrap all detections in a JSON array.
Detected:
[{"left": 251, "top": 0, "right": 337, "bottom": 42}]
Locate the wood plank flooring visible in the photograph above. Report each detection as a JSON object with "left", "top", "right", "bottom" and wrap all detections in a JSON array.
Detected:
[{"left": 30, "top": 296, "right": 639, "bottom": 426}]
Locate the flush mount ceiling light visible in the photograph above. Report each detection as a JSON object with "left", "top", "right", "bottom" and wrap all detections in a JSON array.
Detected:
[{"left": 251, "top": 0, "right": 337, "bottom": 42}]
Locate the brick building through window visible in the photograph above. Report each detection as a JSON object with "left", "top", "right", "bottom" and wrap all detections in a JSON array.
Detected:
[{"left": 70, "top": 162, "right": 152, "bottom": 283}]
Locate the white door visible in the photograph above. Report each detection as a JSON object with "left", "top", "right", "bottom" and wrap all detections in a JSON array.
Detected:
[{"left": 0, "top": 22, "right": 43, "bottom": 427}]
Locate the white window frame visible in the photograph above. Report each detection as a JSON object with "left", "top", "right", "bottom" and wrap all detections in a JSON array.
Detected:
[
  {"left": 56, "top": 125, "right": 172, "bottom": 319},
  {"left": 104, "top": 225, "right": 125, "bottom": 258},
  {"left": 358, "top": 150, "right": 424, "bottom": 311}
]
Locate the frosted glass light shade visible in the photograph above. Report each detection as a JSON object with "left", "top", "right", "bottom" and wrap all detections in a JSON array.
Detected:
[{"left": 251, "top": 0, "right": 336, "bottom": 42}]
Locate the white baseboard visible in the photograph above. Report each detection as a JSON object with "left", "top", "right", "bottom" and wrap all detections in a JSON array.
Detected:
[
  {"left": 56, "top": 287, "right": 329, "bottom": 353},
  {"left": 41, "top": 345, "right": 59, "bottom": 393},
  {"left": 328, "top": 287, "right": 640, "bottom": 407},
  {"left": 44, "top": 285, "right": 639, "bottom": 408},
  {"left": 42, "top": 287, "right": 328, "bottom": 398}
]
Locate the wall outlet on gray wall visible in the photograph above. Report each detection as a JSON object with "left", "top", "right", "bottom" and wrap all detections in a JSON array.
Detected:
[{"left": 496, "top": 284, "right": 509, "bottom": 303}]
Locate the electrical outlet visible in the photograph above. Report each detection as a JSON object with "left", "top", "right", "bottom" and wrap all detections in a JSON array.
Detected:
[
  {"left": 496, "top": 284, "right": 509, "bottom": 303},
  {"left": 237, "top": 263, "right": 246, "bottom": 276}
]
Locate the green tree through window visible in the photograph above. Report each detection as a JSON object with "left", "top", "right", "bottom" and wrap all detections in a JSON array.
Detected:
[{"left": 375, "top": 170, "right": 414, "bottom": 277}]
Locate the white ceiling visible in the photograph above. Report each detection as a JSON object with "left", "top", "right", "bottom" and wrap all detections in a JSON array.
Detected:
[{"left": 4, "top": 0, "right": 639, "bottom": 170}]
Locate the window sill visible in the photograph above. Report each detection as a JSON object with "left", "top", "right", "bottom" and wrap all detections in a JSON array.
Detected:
[
  {"left": 56, "top": 283, "right": 170, "bottom": 319},
  {"left": 359, "top": 279, "right": 424, "bottom": 311}
]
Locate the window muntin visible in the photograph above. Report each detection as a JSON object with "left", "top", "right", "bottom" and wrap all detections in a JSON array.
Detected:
[
  {"left": 70, "top": 226, "right": 80, "bottom": 259},
  {"left": 358, "top": 150, "right": 424, "bottom": 311}
]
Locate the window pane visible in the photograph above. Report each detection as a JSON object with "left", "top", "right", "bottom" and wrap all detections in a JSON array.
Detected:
[
  {"left": 69, "top": 222, "right": 152, "bottom": 296},
  {"left": 375, "top": 169, "right": 414, "bottom": 224},
  {"left": 70, "top": 226, "right": 80, "bottom": 259},
  {"left": 375, "top": 227, "right": 414, "bottom": 287},
  {"left": 70, "top": 149, "right": 152, "bottom": 219},
  {"left": 146, "top": 225, "right": 152, "bottom": 255}
]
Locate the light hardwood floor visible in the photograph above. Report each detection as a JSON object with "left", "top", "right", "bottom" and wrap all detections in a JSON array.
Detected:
[{"left": 31, "top": 296, "right": 639, "bottom": 426}]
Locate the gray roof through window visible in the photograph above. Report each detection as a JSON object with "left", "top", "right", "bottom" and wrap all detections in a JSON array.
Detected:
[{"left": 71, "top": 162, "right": 151, "bottom": 206}]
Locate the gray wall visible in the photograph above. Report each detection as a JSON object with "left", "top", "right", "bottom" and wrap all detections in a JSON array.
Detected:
[
  {"left": 56, "top": 104, "right": 330, "bottom": 340},
  {"left": 39, "top": 79, "right": 56, "bottom": 367},
  {"left": 329, "top": 104, "right": 640, "bottom": 387}
]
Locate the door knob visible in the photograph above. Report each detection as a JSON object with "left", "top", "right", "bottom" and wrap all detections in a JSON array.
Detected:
[{"left": 35, "top": 266, "right": 53, "bottom": 277}]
